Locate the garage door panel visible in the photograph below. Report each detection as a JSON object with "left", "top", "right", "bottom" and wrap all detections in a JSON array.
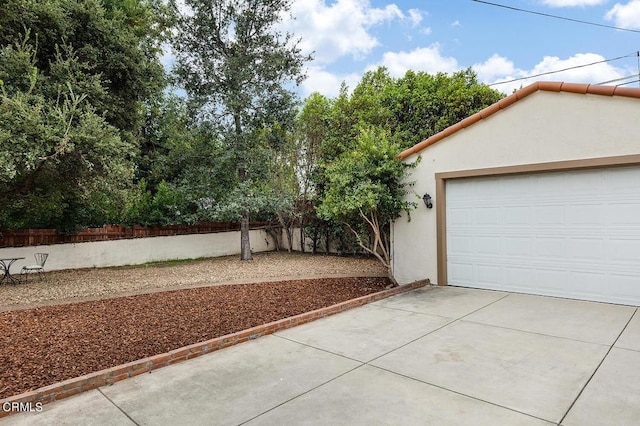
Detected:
[
  {"left": 448, "top": 208, "right": 473, "bottom": 226},
  {"left": 607, "top": 168, "right": 640, "bottom": 192},
  {"left": 504, "top": 206, "right": 531, "bottom": 225},
  {"left": 564, "top": 170, "right": 604, "bottom": 192},
  {"left": 534, "top": 205, "right": 564, "bottom": 225},
  {"left": 446, "top": 166, "right": 640, "bottom": 306},
  {"left": 568, "top": 272, "right": 607, "bottom": 298},
  {"left": 534, "top": 173, "right": 568, "bottom": 197},
  {"left": 448, "top": 236, "right": 473, "bottom": 255},
  {"left": 567, "top": 204, "right": 603, "bottom": 225},
  {"left": 608, "top": 204, "right": 640, "bottom": 225},
  {"left": 503, "top": 266, "right": 532, "bottom": 290},
  {"left": 533, "top": 237, "right": 565, "bottom": 258},
  {"left": 500, "top": 176, "right": 531, "bottom": 196},
  {"left": 566, "top": 238, "right": 605, "bottom": 260},
  {"left": 476, "top": 207, "right": 500, "bottom": 224},
  {"left": 609, "top": 239, "right": 640, "bottom": 261},
  {"left": 477, "top": 264, "right": 501, "bottom": 285},
  {"left": 531, "top": 269, "right": 567, "bottom": 292},
  {"left": 476, "top": 236, "right": 500, "bottom": 255},
  {"left": 448, "top": 262, "right": 474, "bottom": 284},
  {"left": 503, "top": 236, "right": 532, "bottom": 256}
]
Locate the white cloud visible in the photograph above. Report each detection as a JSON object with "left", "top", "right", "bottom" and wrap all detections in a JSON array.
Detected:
[
  {"left": 540, "top": 0, "right": 607, "bottom": 6},
  {"left": 408, "top": 9, "right": 423, "bottom": 26},
  {"left": 451, "top": 20, "right": 461, "bottom": 27},
  {"left": 605, "top": 0, "right": 640, "bottom": 29},
  {"left": 301, "top": 66, "right": 362, "bottom": 97},
  {"left": 473, "top": 54, "right": 517, "bottom": 82},
  {"left": 283, "top": 0, "right": 410, "bottom": 64},
  {"left": 374, "top": 44, "right": 459, "bottom": 77},
  {"left": 476, "top": 53, "right": 627, "bottom": 94}
]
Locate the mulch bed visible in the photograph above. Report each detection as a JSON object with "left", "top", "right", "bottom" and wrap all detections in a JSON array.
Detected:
[{"left": 0, "top": 276, "right": 391, "bottom": 400}]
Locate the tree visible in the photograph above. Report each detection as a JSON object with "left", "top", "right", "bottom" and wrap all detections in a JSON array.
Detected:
[
  {"left": 171, "top": 0, "right": 310, "bottom": 260},
  {"left": 394, "top": 68, "right": 505, "bottom": 147},
  {"left": 295, "top": 67, "right": 502, "bottom": 257},
  {"left": 317, "top": 127, "right": 417, "bottom": 275},
  {"left": 132, "top": 93, "right": 236, "bottom": 225},
  {"left": 0, "top": 0, "right": 170, "bottom": 229},
  {"left": 0, "top": 0, "right": 169, "bottom": 142},
  {"left": 0, "top": 40, "right": 135, "bottom": 230}
]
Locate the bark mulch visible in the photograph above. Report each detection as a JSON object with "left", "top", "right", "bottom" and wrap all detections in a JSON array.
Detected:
[{"left": 0, "top": 276, "right": 391, "bottom": 400}]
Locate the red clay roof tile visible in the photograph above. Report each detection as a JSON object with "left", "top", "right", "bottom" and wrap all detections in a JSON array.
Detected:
[{"left": 398, "top": 81, "right": 640, "bottom": 159}]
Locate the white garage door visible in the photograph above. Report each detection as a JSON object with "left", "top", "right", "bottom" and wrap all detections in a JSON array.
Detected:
[{"left": 446, "top": 166, "right": 640, "bottom": 306}]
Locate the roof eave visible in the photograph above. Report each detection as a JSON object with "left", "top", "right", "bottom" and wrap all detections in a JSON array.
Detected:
[{"left": 398, "top": 81, "right": 640, "bottom": 160}]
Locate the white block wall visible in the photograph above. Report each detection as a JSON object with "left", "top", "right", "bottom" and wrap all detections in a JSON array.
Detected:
[{"left": 0, "top": 229, "right": 274, "bottom": 271}]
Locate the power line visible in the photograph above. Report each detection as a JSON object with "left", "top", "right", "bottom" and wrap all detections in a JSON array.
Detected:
[
  {"left": 616, "top": 78, "right": 640, "bottom": 87},
  {"left": 471, "top": 0, "right": 640, "bottom": 34},
  {"left": 488, "top": 52, "right": 638, "bottom": 87},
  {"left": 596, "top": 74, "right": 639, "bottom": 85}
]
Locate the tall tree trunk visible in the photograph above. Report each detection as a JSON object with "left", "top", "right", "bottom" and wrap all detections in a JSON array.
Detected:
[
  {"left": 241, "top": 210, "right": 252, "bottom": 260},
  {"left": 234, "top": 112, "right": 252, "bottom": 261},
  {"left": 325, "top": 224, "right": 330, "bottom": 254}
]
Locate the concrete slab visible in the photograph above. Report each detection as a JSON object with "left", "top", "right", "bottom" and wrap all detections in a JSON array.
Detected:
[
  {"left": 372, "top": 320, "right": 608, "bottom": 423},
  {"left": 247, "top": 365, "right": 552, "bottom": 426},
  {"left": 1, "top": 390, "right": 134, "bottom": 426},
  {"left": 374, "top": 286, "right": 507, "bottom": 318},
  {"left": 615, "top": 310, "right": 640, "bottom": 351},
  {"left": 100, "top": 335, "right": 359, "bottom": 426},
  {"left": 275, "top": 304, "right": 451, "bottom": 362},
  {"left": 465, "top": 293, "right": 635, "bottom": 345},
  {"left": 563, "top": 347, "right": 640, "bottom": 426}
]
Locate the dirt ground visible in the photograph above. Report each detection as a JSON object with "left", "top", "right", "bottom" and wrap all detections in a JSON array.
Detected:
[
  {"left": 0, "top": 252, "right": 389, "bottom": 400},
  {"left": 0, "top": 251, "right": 388, "bottom": 310}
]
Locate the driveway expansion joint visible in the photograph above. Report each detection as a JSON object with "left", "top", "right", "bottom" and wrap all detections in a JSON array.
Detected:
[{"left": 97, "top": 388, "right": 140, "bottom": 426}]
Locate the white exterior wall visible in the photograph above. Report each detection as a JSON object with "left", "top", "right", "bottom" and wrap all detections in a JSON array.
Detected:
[
  {"left": 0, "top": 229, "right": 274, "bottom": 271},
  {"left": 392, "top": 91, "right": 640, "bottom": 284}
]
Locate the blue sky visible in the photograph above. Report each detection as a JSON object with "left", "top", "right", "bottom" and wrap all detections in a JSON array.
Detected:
[{"left": 275, "top": 0, "right": 640, "bottom": 96}]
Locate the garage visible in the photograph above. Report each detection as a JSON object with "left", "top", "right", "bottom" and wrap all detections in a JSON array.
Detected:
[
  {"left": 391, "top": 81, "right": 640, "bottom": 306},
  {"left": 446, "top": 167, "right": 640, "bottom": 305}
]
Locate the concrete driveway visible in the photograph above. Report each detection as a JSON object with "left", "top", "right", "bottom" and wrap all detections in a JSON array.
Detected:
[{"left": 3, "top": 286, "right": 639, "bottom": 425}]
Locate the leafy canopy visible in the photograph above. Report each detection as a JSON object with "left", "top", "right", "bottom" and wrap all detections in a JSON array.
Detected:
[
  {"left": 0, "top": 40, "right": 135, "bottom": 230},
  {"left": 170, "top": 0, "right": 311, "bottom": 258},
  {"left": 317, "top": 126, "right": 417, "bottom": 269},
  {"left": 0, "top": 0, "right": 169, "bottom": 230}
]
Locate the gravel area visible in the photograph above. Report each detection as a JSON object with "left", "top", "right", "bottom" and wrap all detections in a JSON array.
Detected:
[
  {"left": 0, "top": 252, "right": 387, "bottom": 310},
  {"left": 0, "top": 252, "right": 390, "bottom": 400}
]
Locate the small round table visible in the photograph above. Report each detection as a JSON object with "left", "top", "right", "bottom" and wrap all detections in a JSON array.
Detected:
[{"left": 0, "top": 257, "right": 25, "bottom": 284}]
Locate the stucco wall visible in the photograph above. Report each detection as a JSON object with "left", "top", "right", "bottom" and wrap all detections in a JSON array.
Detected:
[
  {"left": 392, "top": 91, "right": 640, "bottom": 284},
  {"left": 0, "top": 229, "right": 274, "bottom": 272}
]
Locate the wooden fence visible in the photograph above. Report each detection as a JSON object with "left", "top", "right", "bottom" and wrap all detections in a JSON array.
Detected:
[{"left": 0, "top": 222, "right": 272, "bottom": 248}]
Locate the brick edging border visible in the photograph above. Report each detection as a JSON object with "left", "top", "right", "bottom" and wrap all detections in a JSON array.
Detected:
[{"left": 0, "top": 279, "right": 428, "bottom": 418}]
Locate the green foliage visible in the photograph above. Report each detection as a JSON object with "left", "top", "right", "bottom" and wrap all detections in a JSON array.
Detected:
[
  {"left": 171, "top": 0, "right": 310, "bottom": 257},
  {"left": 391, "top": 68, "right": 504, "bottom": 147},
  {"left": 318, "top": 126, "right": 415, "bottom": 221},
  {"left": 0, "top": 0, "right": 504, "bottom": 239},
  {"left": 343, "top": 67, "right": 504, "bottom": 151},
  {"left": 295, "top": 67, "right": 502, "bottom": 258},
  {"left": 0, "top": 41, "right": 135, "bottom": 230},
  {"left": 0, "top": 0, "right": 169, "bottom": 139},
  {"left": 0, "top": 0, "right": 169, "bottom": 230},
  {"left": 317, "top": 126, "right": 417, "bottom": 269}
]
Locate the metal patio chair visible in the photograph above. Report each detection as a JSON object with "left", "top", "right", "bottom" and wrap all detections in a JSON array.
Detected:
[{"left": 20, "top": 253, "right": 49, "bottom": 283}]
